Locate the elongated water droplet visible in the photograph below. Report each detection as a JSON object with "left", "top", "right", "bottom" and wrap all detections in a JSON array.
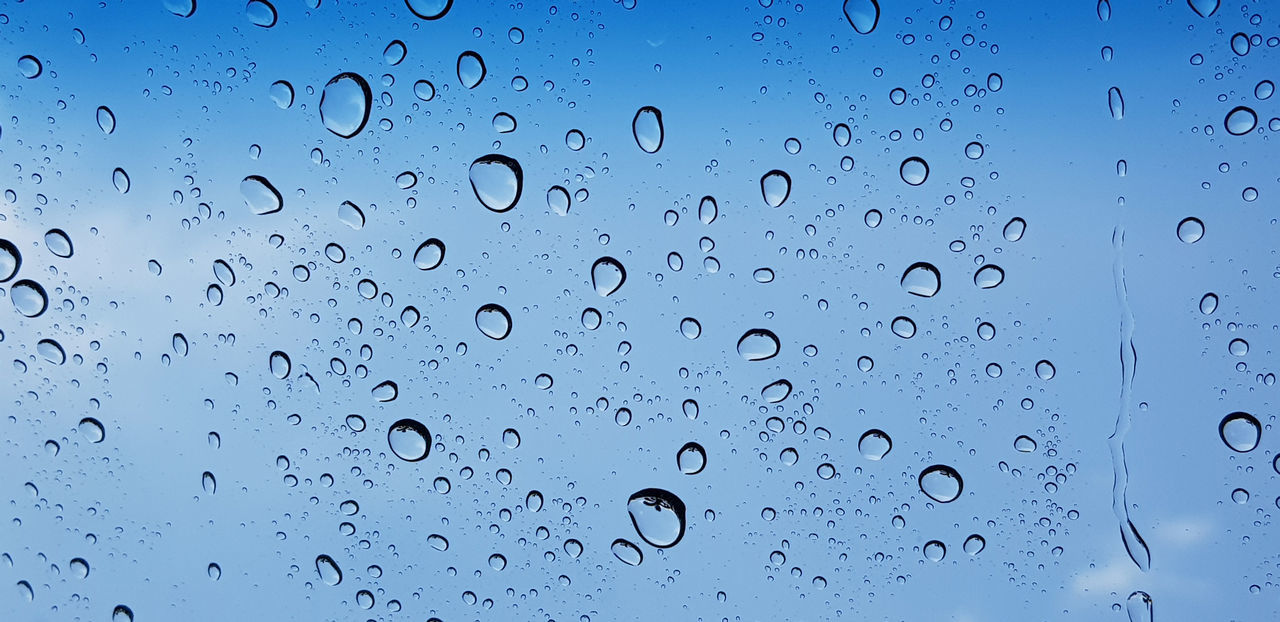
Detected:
[
  {"left": 1014, "top": 435, "right": 1037, "bottom": 452},
  {"left": 974, "top": 265, "right": 1005, "bottom": 289},
  {"left": 762, "top": 379, "right": 792, "bottom": 403},
  {"left": 1220, "top": 412, "right": 1260, "bottom": 452},
  {"left": 918, "top": 465, "right": 963, "bottom": 503},
  {"left": 1230, "top": 32, "right": 1250, "bottom": 56},
  {"left": 1176, "top": 217, "right": 1204, "bottom": 243},
  {"left": 591, "top": 256, "right": 626, "bottom": 296},
  {"left": 612, "top": 539, "right": 643, "bottom": 566},
  {"left": 383, "top": 40, "right": 407, "bottom": 65},
  {"left": 315, "top": 555, "right": 342, "bottom": 586},
  {"left": 1225, "top": 106, "right": 1257, "bottom": 135},
  {"left": 1126, "top": 591, "right": 1153, "bottom": 622},
  {"left": 1199, "top": 292, "right": 1218, "bottom": 314},
  {"left": 627, "top": 488, "right": 686, "bottom": 548},
  {"left": 388, "top": 418, "right": 431, "bottom": 461},
  {"left": 337, "top": 201, "right": 365, "bottom": 229},
  {"left": 269, "top": 351, "right": 291, "bottom": 379},
  {"left": 37, "top": 339, "right": 66, "bottom": 365},
  {"left": 113, "top": 168, "right": 131, "bottom": 194},
  {"left": 245, "top": 0, "right": 277, "bottom": 27},
  {"left": 1003, "top": 217, "right": 1026, "bottom": 242},
  {"left": 405, "top": 0, "right": 452, "bottom": 19},
  {"left": 201, "top": 471, "right": 216, "bottom": 494},
  {"left": 1108, "top": 87, "right": 1125, "bottom": 120},
  {"left": 319, "top": 72, "right": 372, "bottom": 139},
  {"left": 858, "top": 429, "right": 891, "bottom": 460},
  {"left": 11, "top": 280, "right": 48, "bottom": 317},
  {"left": 833, "top": 123, "right": 851, "bottom": 146},
  {"left": 546, "top": 186, "right": 570, "bottom": 215},
  {"left": 96, "top": 106, "right": 116, "bottom": 134},
  {"left": 761, "top": 170, "right": 792, "bottom": 207},
  {"left": 413, "top": 239, "right": 445, "bottom": 270},
  {"left": 737, "top": 328, "right": 780, "bottom": 361},
  {"left": 677, "top": 442, "right": 706, "bottom": 475},
  {"left": 413, "top": 80, "right": 435, "bottom": 101},
  {"left": 901, "top": 262, "right": 940, "bottom": 297},
  {"left": 0, "top": 239, "right": 21, "bottom": 282},
  {"left": 843, "top": 0, "right": 880, "bottom": 34},
  {"left": 457, "top": 51, "right": 486, "bottom": 89},
  {"left": 44, "top": 229, "right": 72, "bottom": 258},
  {"left": 698, "top": 196, "right": 717, "bottom": 224},
  {"left": 475, "top": 304, "right": 512, "bottom": 340},
  {"left": 632, "top": 106, "right": 664, "bottom": 153},
  {"left": 241, "top": 175, "right": 282, "bottom": 215},
  {"left": 469, "top": 154, "right": 523, "bottom": 212},
  {"left": 372, "top": 380, "right": 398, "bottom": 402},
  {"left": 679, "top": 317, "right": 701, "bottom": 339}
]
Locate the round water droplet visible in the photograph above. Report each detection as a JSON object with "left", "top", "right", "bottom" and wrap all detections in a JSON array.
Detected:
[
  {"left": 112, "top": 168, "right": 131, "bottom": 194},
  {"left": 612, "top": 539, "right": 643, "bottom": 566},
  {"left": 632, "top": 106, "right": 664, "bottom": 153},
  {"left": 17, "top": 55, "right": 41, "bottom": 79},
  {"left": 501, "top": 428, "right": 521, "bottom": 449},
  {"left": 1219, "top": 412, "right": 1260, "bottom": 452},
  {"left": 112, "top": 605, "right": 134, "bottom": 622},
  {"left": 1231, "top": 488, "right": 1249, "bottom": 504},
  {"left": 405, "top": 0, "right": 452, "bottom": 19},
  {"left": 761, "top": 170, "right": 792, "bottom": 207},
  {"left": 457, "top": 51, "right": 486, "bottom": 89},
  {"left": 963, "top": 534, "right": 986, "bottom": 555},
  {"left": 565, "top": 129, "right": 586, "bottom": 151},
  {"left": 1003, "top": 217, "right": 1026, "bottom": 242},
  {"left": 1014, "top": 435, "right": 1037, "bottom": 452},
  {"left": 737, "top": 328, "right": 780, "bottom": 361},
  {"left": 344, "top": 414, "right": 366, "bottom": 432},
  {"left": 413, "top": 239, "right": 445, "bottom": 270},
  {"left": 245, "top": 0, "right": 277, "bottom": 27},
  {"left": 1199, "top": 293, "right": 1218, "bottom": 315},
  {"left": 319, "top": 72, "right": 372, "bottom": 139},
  {"left": 918, "top": 465, "right": 963, "bottom": 503},
  {"left": 487, "top": 553, "right": 506, "bottom": 570},
  {"left": 383, "top": 40, "right": 407, "bottom": 65},
  {"left": 492, "top": 112, "right": 517, "bottom": 133},
  {"left": 901, "top": 262, "right": 940, "bottom": 297},
  {"left": 1254, "top": 80, "right": 1274, "bottom": 100},
  {"left": 1230, "top": 32, "right": 1250, "bottom": 56},
  {"left": 974, "top": 265, "right": 1005, "bottom": 289},
  {"left": 1034, "top": 360, "right": 1056, "bottom": 380},
  {"left": 96, "top": 106, "right": 116, "bottom": 134},
  {"left": 762, "top": 379, "right": 792, "bottom": 403},
  {"left": 11, "top": 280, "right": 48, "bottom": 317},
  {"left": 899, "top": 157, "right": 929, "bottom": 185},
  {"left": 534, "top": 374, "right": 553, "bottom": 390},
  {"left": 627, "top": 488, "right": 686, "bottom": 548},
  {"left": 679, "top": 317, "right": 701, "bottom": 339},
  {"left": 833, "top": 123, "right": 852, "bottom": 146},
  {"left": 677, "top": 442, "right": 707, "bottom": 475},
  {"left": 315, "top": 555, "right": 342, "bottom": 586},
  {"left": 164, "top": 0, "right": 197, "bottom": 18},
  {"left": 891, "top": 316, "right": 916, "bottom": 339},
  {"left": 70, "top": 558, "right": 89, "bottom": 579},
  {"left": 475, "top": 304, "right": 512, "bottom": 340},
  {"left": 964, "top": 141, "right": 984, "bottom": 159},
  {"left": 241, "top": 175, "right": 282, "bottom": 215},
  {"left": 43, "top": 229, "right": 72, "bottom": 258},
  {"left": 468, "top": 154, "right": 523, "bottom": 212},
  {"left": 371, "top": 380, "right": 398, "bottom": 402},
  {"left": 388, "top": 419, "right": 431, "bottom": 461},
  {"left": 269, "top": 80, "right": 293, "bottom": 108},
  {"left": 1225, "top": 106, "right": 1257, "bottom": 135},
  {"left": 401, "top": 306, "right": 420, "bottom": 327},
  {"left": 581, "top": 307, "right": 602, "bottom": 330},
  {"left": 413, "top": 80, "right": 435, "bottom": 101},
  {"left": 1108, "top": 86, "right": 1125, "bottom": 120},
  {"left": 858, "top": 429, "right": 891, "bottom": 460},
  {"left": 79, "top": 417, "right": 105, "bottom": 443},
  {"left": 923, "top": 540, "right": 946, "bottom": 561},
  {"left": 1176, "top": 217, "right": 1204, "bottom": 243},
  {"left": 843, "top": 0, "right": 880, "bottom": 34},
  {"left": 0, "top": 239, "right": 21, "bottom": 282},
  {"left": 591, "top": 256, "right": 626, "bottom": 296},
  {"left": 37, "top": 339, "right": 65, "bottom": 364},
  {"left": 269, "top": 351, "right": 291, "bottom": 379}
]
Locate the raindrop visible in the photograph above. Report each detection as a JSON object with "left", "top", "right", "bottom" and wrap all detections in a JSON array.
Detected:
[
  {"left": 1187, "top": 0, "right": 1218, "bottom": 18},
  {"left": 383, "top": 40, "right": 407, "bottom": 65},
  {"left": 1255, "top": 80, "right": 1274, "bottom": 100},
  {"left": 923, "top": 540, "right": 946, "bottom": 562},
  {"left": 627, "top": 488, "right": 687, "bottom": 548},
  {"left": 388, "top": 419, "right": 431, "bottom": 461},
  {"left": 37, "top": 339, "right": 66, "bottom": 365},
  {"left": 698, "top": 196, "right": 717, "bottom": 224},
  {"left": 457, "top": 51, "right": 486, "bottom": 89},
  {"left": 241, "top": 175, "right": 282, "bottom": 215},
  {"left": 164, "top": 0, "right": 197, "bottom": 18},
  {"left": 891, "top": 316, "right": 916, "bottom": 339},
  {"left": 963, "top": 534, "right": 986, "bottom": 555},
  {"left": 918, "top": 465, "right": 963, "bottom": 503},
  {"left": 70, "top": 558, "right": 89, "bottom": 578},
  {"left": 319, "top": 72, "right": 372, "bottom": 139},
  {"left": 833, "top": 123, "right": 851, "bottom": 146},
  {"left": 44, "top": 229, "right": 72, "bottom": 258},
  {"left": 1176, "top": 217, "right": 1204, "bottom": 243},
  {"left": 581, "top": 308, "right": 602, "bottom": 330},
  {"left": 1231, "top": 488, "right": 1249, "bottom": 504},
  {"left": 679, "top": 317, "right": 701, "bottom": 339},
  {"left": 1228, "top": 338, "right": 1248, "bottom": 356},
  {"left": 1230, "top": 32, "right": 1250, "bottom": 56},
  {"left": 842, "top": 0, "right": 880, "bottom": 34},
  {"left": 475, "top": 304, "right": 512, "bottom": 340},
  {"left": 245, "top": 0, "right": 277, "bottom": 27},
  {"left": 761, "top": 170, "right": 792, "bottom": 207},
  {"left": 566, "top": 129, "right": 586, "bottom": 150},
  {"left": 413, "top": 239, "right": 445, "bottom": 270},
  {"left": 1199, "top": 293, "right": 1217, "bottom": 315},
  {"left": 112, "top": 605, "right": 134, "bottom": 622},
  {"left": 315, "top": 555, "right": 342, "bottom": 586},
  {"left": 0, "top": 239, "right": 21, "bottom": 281},
  {"left": 492, "top": 112, "right": 517, "bottom": 133},
  {"left": 677, "top": 442, "right": 707, "bottom": 475},
  {"left": 79, "top": 417, "right": 105, "bottom": 443},
  {"left": 1108, "top": 87, "right": 1124, "bottom": 120},
  {"left": 396, "top": 171, "right": 418, "bottom": 189},
  {"left": 11, "top": 280, "right": 48, "bottom": 317},
  {"left": 591, "top": 257, "right": 626, "bottom": 296},
  {"left": 1224, "top": 106, "right": 1257, "bottom": 135},
  {"left": 612, "top": 539, "right": 643, "bottom": 566},
  {"left": 964, "top": 142, "right": 984, "bottom": 159},
  {"left": 113, "top": 168, "right": 131, "bottom": 194},
  {"left": 337, "top": 201, "right": 365, "bottom": 229},
  {"left": 1219, "top": 412, "right": 1260, "bottom": 453},
  {"left": 632, "top": 106, "right": 664, "bottom": 153},
  {"left": 468, "top": 154, "right": 523, "bottom": 212},
  {"left": 269, "top": 80, "right": 294, "bottom": 108},
  {"left": 547, "top": 186, "right": 570, "bottom": 215},
  {"left": 17, "top": 55, "right": 41, "bottom": 79},
  {"left": 96, "top": 106, "right": 116, "bottom": 134},
  {"left": 345, "top": 414, "right": 366, "bottom": 432},
  {"left": 413, "top": 80, "right": 435, "bottom": 101},
  {"left": 1014, "top": 435, "right": 1037, "bottom": 452},
  {"left": 737, "top": 329, "right": 780, "bottom": 361},
  {"left": 899, "top": 157, "right": 929, "bottom": 185},
  {"left": 1126, "top": 591, "right": 1153, "bottom": 622},
  {"left": 753, "top": 268, "right": 775, "bottom": 283},
  {"left": 201, "top": 471, "right": 216, "bottom": 494},
  {"left": 1035, "top": 360, "right": 1056, "bottom": 380},
  {"left": 534, "top": 374, "right": 553, "bottom": 389},
  {"left": 762, "top": 379, "right": 792, "bottom": 403},
  {"left": 901, "top": 262, "right": 940, "bottom": 297},
  {"left": 269, "top": 351, "right": 291, "bottom": 379},
  {"left": 1003, "top": 217, "right": 1026, "bottom": 242},
  {"left": 858, "top": 429, "right": 891, "bottom": 460},
  {"left": 502, "top": 428, "right": 521, "bottom": 449},
  {"left": 974, "top": 265, "right": 1005, "bottom": 289},
  {"left": 372, "top": 380, "right": 398, "bottom": 402},
  {"left": 405, "top": 0, "right": 452, "bottom": 20}
]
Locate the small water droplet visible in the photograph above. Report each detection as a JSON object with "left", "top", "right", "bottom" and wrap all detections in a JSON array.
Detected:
[
  {"left": 269, "top": 80, "right": 294, "bottom": 108},
  {"left": 319, "top": 72, "right": 372, "bottom": 138},
  {"left": 1228, "top": 338, "right": 1248, "bottom": 356},
  {"left": 315, "top": 555, "right": 342, "bottom": 586},
  {"left": 112, "top": 168, "right": 131, "bottom": 194},
  {"left": 372, "top": 380, "right": 398, "bottom": 402},
  {"left": 1231, "top": 488, "right": 1249, "bottom": 504},
  {"left": 679, "top": 317, "right": 702, "bottom": 339},
  {"left": 492, "top": 112, "right": 517, "bottom": 133},
  {"left": 611, "top": 539, "right": 643, "bottom": 566},
  {"left": 918, "top": 465, "right": 963, "bottom": 503},
  {"left": 388, "top": 418, "right": 431, "bottom": 461},
  {"left": 1199, "top": 293, "right": 1218, "bottom": 315},
  {"left": 1003, "top": 217, "right": 1026, "bottom": 242},
  {"left": 202, "top": 471, "right": 216, "bottom": 494},
  {"left": 1230, "top": 32, "right": 1250, "bottom": 56},
  {"left": 413, "top": 80, "right": 436, "bottom": 101},
  {"left": 468, "top": 154, "right": 523, "bottom": 212},
  {"left": 383, "top": 40, "right": 407, "bottom": 65},
  {"left": 1108, "top": 87, "right": 1125, "bottom": 120},
  {"left": 632, "top": 106, "right": 664, "bottom": 153}
]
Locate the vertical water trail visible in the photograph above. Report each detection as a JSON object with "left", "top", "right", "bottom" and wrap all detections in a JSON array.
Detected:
[{"left": 1109, "top": 226, "right": 1151, "bottom": 571}]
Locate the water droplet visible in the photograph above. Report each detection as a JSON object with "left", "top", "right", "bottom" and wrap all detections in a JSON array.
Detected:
[
  {"left": 0, "top": 239, "right": 21, "bottom": 282},
  {"left": 1199, "top": 293, "right": 1218, "bottom": 315},
  {"left": 1035, "top": 360, "right": 1056, "bottom": 380},
  {"left": 413, "top": 239, "right": 445, "bottom": 270},
  {"left": 112, "top": 168, "right": 131, "bottom": 194},
  {"left": 682, "top": 399, "right": 699, "bottom": 420},
  {"left": 241, "top": 175, "right": 282, "bottom": 215},
  {"left": 388, "top": 419, "right": 431, "bottom": 461},
  {"left": 591, "top": 256, "right": 626, "bottom": 296},
  {"left": 1229, "top": 338, "right": 1248, "bottom": 356},
  {"left": 1254, "top": 80, "right": 1274, "bottom": 100},
  {"left": 761, "top": 170, "right": 792, "bottom": 207},
  {"left": 1014, "top": 435, "right": 1037, "bottom": 452},
  {"left": 413, "top": 80, "right": 435, "bottom": 101},
  {"left": 918, "top": 465, "right": 963, "bottom": 503},
  {"left": 1003, "top": 217, "right": 1026, "bottom": 242},
  {"left": 858, "top": 429, "right": 891, "bottom": 460},
  {"left": 468, "top": 154, "right": 523, "bottom": 212},
  {"left": 923, "top": 540, "right": 946, "bottom": 561},
  {"left": 43, "top": 229, "right": 72, "bottom": 258},
  {"left": 269, "top": 351, "right": 291, "bottom": 379},
  {"left": 492, "top": 112, "right": 517, "bottom": 133},
  {"left": 974, "top": 265, "right": 1005, "bottom": 289},
  {"left": 372, "top": 380, "right": 398, "bottom": 402},
  {"left": 627, "top": 488, "right": 686, "bottom": 548},
  {"left": 547, "top": 186, "right": 570, "bottom": 215},
  {"left": 833, "top": 123, "right": 852, "bottom": 146},
  {"left": 475, "top": 304, "right": 512, "bottom": 340},
  {"left": 202, "top": 471, "right": 216, "bottom": 494},
  {"left": 698, "top": 196, "right": 717, "bottom": 224},
  {"left": 964, "top": 141, "right": 984, "bottom": 159},
  {"left": 1108, "top": 87, "right": 1125, "bottom": 120},
  {"left": 336, "top": 201, "right": 365, "bottom": 230},
  {"left": 842, "top": 0, "right": 880, "bottom": 34},
  {"left": 1126, "top": 591, "right": 1152, "bottom": 622},
  {"left": 383, "top": 40, "right": 407, "bottom": 65},
  {"left": 457, "top": 51, "right": 486, "bottom": 89},
  {"left": 1230, "top": 32, "right": 1250, "bottom": 56},
  {"left": 901, "top": 262, "right": 941, "bottom": 297},
  {"left": 245, "top": 0, "right": 277, "bottom": 27},
  {"left": 17, "top": 55, "right": 41, "bottom": 79},
  {"left": 677, "top": 442, "right": 707, "bottom": 475},
  {"left": 1187, "top": 0, "right": 1219, "bottom": 18},
  {"left": 762, "top": 379, "right": 792, "bottom": 403},
  {"left": 96, "top": 106, "right": 116, "bottom": 134},
  {"left": 737, "top": 328, "right": 780, "bottom": 361},
  {"left": 891, "top": 316, "right": 916, "bottom": 339},
  {"left": 70, "top": 558, "right": 89, "bottom": 579},
  {"left": 679, "top": 317, "right": 702, "bottom": 339},
  {"left": 963, "top": 534, "right": 986, "bottom": 555},
  {"left": 404, "top": 0, "right": 452, "bottom": 20},
  {"left": 1176, "top": 217, "right": 1204, "bottom": 243},
  {"left": 79, "top": 417, "right": 105, "bottom": 443},
  {"left": 611, "top": 539, "right": 643, "bottom": 566},
  {"left": 315, "top": 555, "right": 342, "bottom": 586},
  {"left": 319, "top": 73, "right": 372, "bottom": 139},
  {"left": 632, "top": 106, "right": 664, "bottom": 153},
  {"left": 345, "top": 414, "right": 366, "bottom": 432},
  {"left": 1219, "top": 412, "right": 1260, "bottom": 452},
  {"left": 11, "top": 280, "right": 48, "bottom": 317},
  {"left": 1231, "top": 488, "right": 1249, "bottom": 504},
  {"left": 268, "top": 80, "right": 293, "bottom": 108},
  {"left": 581, "top": 308, "right": 602, "bottom": 330},
  {"left": 753, "top": 268, "right": 775, "bottom": 283},
  {"left": 164, "top": 0, "right": 197, "bottom": 18},
  {"left": 112, "top": 605, "right": 134, "bottom": 622},
  {"left": 565, "top": 129, "right": 586, "bottom": 151},
  {"left": 37, "top": 339, "right": 65, "bottom": 365},
  {"left": 899, "top": 157, "right": 929, "bottom": 185},
  {"left": 1225, "top": 106, "right": 1257, "bottom": 135}
]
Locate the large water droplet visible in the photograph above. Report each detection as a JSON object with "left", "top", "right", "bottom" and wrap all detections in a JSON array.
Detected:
[
  {"left": 17, "top": 55, "right": 41, "bottom": 79},
  {"left": 1014, "top": 435, "right": 1038, "bottom": 452},
  {"left": 468, "top": 154, "right": 523, "bottom": 212},
  {"left": 762, "top": 379, "right": 792, "bottom": 403},
  {"left": 547, "top": 186, "right": 570, "bottom": 215},
  {"left": 245, "top": 0, "right": 277, "bottom": 26},
  {"left": 112, "top": 605, "right": 134, "bottom": 622},
  {"left": 899, "top": 157, "right": 929, "bottom": 185},
  {"left": 319, "top": 73, "right": 372, "bottom": 139},
  {"left": 632, "top": 106, "right": 664, "bottom": 153},
  {"left": 79, "top": 417, "right": 105, "bottom": 443},
  {"left": 315, "top": 555, "right": 342, "bottom": 586},
  {"left": 96, "top": 106, "right": 116, "bottom": 134},
  {"left": 269, "top": 351, "right": 291, "bottom": 379},
  {"left": 1199, "top": 292, "right": 1218, "bottom": 315},
  {"left": 1225, "top": 106, "right": 1257, "bottom": 135},
  {"left": 698, "top": 196, "right": 717, "bottom": 224},
  {"left": 737, "top": 328, "right": 780, "bottom": 361},
  {"left": 891, "top": 316, "right": 916, "bottom": 339},
  {"left": 475, "top": 304, "right": 512, "bottom": 340},
  {"left": 1126, "top": 591, "right": 1153, "bottom": 622},
  {"left": 842, "top": 0, "right": 880, "bottom": 34},
  {"left": 1187, "top": 0, "right": 1219, "bottom": 18},
  {"left": 858, "top": 429, "right": 891, "bottom": 460},
  {"left": 963, "top": 534, "right": 986, "bottom": 555},
  {"left": 918, "top": 465, "right": 963, "bottom": 503},
  {"left": 457, "top": 51, "right": 486, "bottom": 89},
  {"left": 761, "top": 170, "right": 792, "bottom": 207},
  {"left": 241, "top": 175, "right": 282, "bottom": 215},
  {"left": 269, "top": 80, "right": 294, "bottom": 108},
  {"left": 1230, "top": 32, "right": 1250, "bottom": 56},
  {"left": 1003, "top": 217, "right": 1026, "bottom": 242},
  {"left": 413, "top": 239, "right": 445, "bottom": 270},
  {"left": 37, "top": 339, "right": 66, "bottom": 365},
  {"left": 70, "top": 558, "right": 89, "bottom": 578},
  {"left": 679, "top": 317, "right": 702, "bottom": 339},
  {"left": 923, "top": 540, "right": 946, "bottom": 561},
  {"left": 974, "top": 265, "right": 1005, "bottom": 289},
  {"left": 405, "top": 0, "right": 452, "bottom": 20},
  {"left": 11, "top": 280, "right": 48, "bottom": 317},
  {"left": 44, "top": 229, "right": 72, "bottom": 258},
  {"left": 1035, "top": 360, "right": 1056, "bottom": 380},
  {"left": 112, "top": 168, "right": 131, "bottom": 194},
  {"left": 611, "top": 539, "right": 643, "bottom": 566},
  {"left": 1108, "top": 86, "right": 1125, "bottom": 120},
  {"left": 1219, "top": 412, "right": 1260, "bottom": 452},
  {"left": 627, "top": 488, "right": 687, "bottom": 548},
  {"left": 1176, "top": 217, "right": 1204, "bottom": 243},
  {"left": 0, "top": 239, "right": 21, "bottom": 282},
  {"left": 371, "top": 380, "right": 398, "bottom": 402},
  {"left": 413, "top": 80, "right": 435, "bottom": 101},
  {"left": 677, "top": 442, "right": 706, "bottom": 475},
  {"left": 388, "top": 418, "right": 431, "bottom": 461},
  {"left": 591, "top": 256, "right": 626, "bottom": 296},
  {"left": 164, "top": 0, "right": 196, "bottom": 18},
  {"left": 901, "top": 262, "right": 940, "bottom": 297},
  {"left": 383, "top": 40, "right": 407, "bottom": 66}
]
